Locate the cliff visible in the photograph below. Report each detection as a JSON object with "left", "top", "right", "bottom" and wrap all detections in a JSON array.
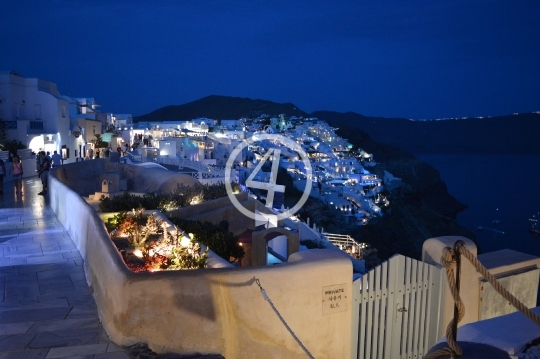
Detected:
[{"left": 329, "top": 126, "right": 476, "bottom": 261}]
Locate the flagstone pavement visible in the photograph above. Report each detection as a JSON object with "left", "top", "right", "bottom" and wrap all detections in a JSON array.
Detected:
[
  {"left": 0, "top": 176, "right": 131, "bottom": 359},
  {"left": 0, "top": 177, "right": 224, "bottom": 359}
]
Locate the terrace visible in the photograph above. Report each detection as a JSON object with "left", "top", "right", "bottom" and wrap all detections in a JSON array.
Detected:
[{"left": 2, "top": 157, "right": 539, "bottom": 358}]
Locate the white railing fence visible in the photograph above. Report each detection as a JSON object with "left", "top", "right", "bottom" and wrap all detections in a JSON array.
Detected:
[
  {"left": 351, "top": 254, "right": 444, "bottom": 359},
  {"left": 323, "top": 233, "right": 369, "bottom": 259}
]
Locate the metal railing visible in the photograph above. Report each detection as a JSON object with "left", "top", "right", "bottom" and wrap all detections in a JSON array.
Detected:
[{"left": 322, "top": 233, "right": 369, "bottom": 259}]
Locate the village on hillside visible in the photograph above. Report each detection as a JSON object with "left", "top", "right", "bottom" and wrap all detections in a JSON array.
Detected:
[
  {"left": 0, "top": 71, "right": 404, "bottom": 267},
  {"left": 3, "top": 72, "right": 540, "bottom": 359}
]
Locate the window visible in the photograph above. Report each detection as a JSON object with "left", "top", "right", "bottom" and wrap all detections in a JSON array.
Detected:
[
  {"left": 4, "top": 121, "right": 17, "bottom": 129},
  {"left": 30, "top": 121, "right": 44, "bottom": 130}
]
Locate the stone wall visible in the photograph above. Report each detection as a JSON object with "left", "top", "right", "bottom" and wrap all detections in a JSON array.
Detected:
[
  {"left": 51, "top": 159, "right": 199, "bottom": 196},
  {"left": 48, "top": 170, "right": 354, "bottom": 358}
]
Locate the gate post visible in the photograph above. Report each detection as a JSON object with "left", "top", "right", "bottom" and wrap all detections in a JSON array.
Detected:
[{"left": 422, "top": 236, "right": 478, "bottom": 337}]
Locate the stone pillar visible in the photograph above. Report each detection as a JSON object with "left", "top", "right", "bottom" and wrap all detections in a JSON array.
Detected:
[
  {"left": 251, "top": 232, "right": 267, "bottom": 267},
  {"left": 287, "top": 231, "right": 300, "bottom": 259},
  {"left": 422, "top": 236, "right": 478, "bottom": 336},
  {"left": 240, "top": 243, "right": 252, "bottom": 267},
  {"left": 252, "top": 228, "right": 300, "bottom": 267}
]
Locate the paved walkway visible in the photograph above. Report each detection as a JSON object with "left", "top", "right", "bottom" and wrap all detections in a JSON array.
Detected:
[{"left": 0, "top": 176, "right": 129, "bottom": 359}]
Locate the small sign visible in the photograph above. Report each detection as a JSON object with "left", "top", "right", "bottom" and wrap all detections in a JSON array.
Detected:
[{"left": 322, "top": 283, "right": 347, "bottom": 315}]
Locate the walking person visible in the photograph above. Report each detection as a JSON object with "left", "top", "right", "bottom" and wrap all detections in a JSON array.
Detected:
[
  {"left": 37, "top": 152, "right": 50, "bottom": 195},
  {"left": 12, "top": 155, "right": 24, "bottom": 195},
  {"left": 51, "top": 150, "right": 63, "bottom": 168},
  {"left": 0, "top": 157, "right": 6, "bottom": 194}
]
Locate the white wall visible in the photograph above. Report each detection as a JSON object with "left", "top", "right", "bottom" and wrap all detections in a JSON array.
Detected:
[
  {"left": 0, "top": 73, "right": 75, "bottom": 162},
  {"left": 48, "top": 171, "right": 354, "bottom": 358},
  {"left": 156, "top": 140, "right": 176, "bottom": 157}
]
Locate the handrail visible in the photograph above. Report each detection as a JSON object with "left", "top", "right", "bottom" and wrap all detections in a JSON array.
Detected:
[{"left": 322, "top": 232, "right": 369, "bottom": 259}]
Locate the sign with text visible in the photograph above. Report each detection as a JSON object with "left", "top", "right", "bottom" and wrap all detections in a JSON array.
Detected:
[{"left": 322, "top": 283, "right": 347, "bottom": 315}]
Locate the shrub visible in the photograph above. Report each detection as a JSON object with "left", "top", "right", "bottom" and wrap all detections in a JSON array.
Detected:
[
  {"left": 168, "top": 239, "right": 208, "bottom": 269},
  {"left": 100, "top": 192, "right": 162, "bottom": 212},
  {"left": 107, "top": 210, "right": 208, "bottom": 271},
  {"left": 98, "top": 182, "right": 241, "bottom": 213},
  {"left": 110, "top": 207, "right": 162, "bottom": 247},
  {"left": 90, "top": 134, "right": 108, "bottom": 148},
  {"left": 0, "top": 139, "right": 26, "bottom": 155},
  {"left": 169, "top": 218, "right": 244, "bottom": 262}
]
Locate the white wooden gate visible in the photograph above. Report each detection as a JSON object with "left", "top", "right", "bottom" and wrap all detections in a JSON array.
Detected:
[{"left": 351, "top": 254, "right": 444, "bottom": 359}]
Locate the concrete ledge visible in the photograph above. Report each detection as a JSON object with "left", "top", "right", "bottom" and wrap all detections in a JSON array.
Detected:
[
  {"left": 49, "top": 171, "right": 354, "bottom": 358},
  {"left": 434, "top": 307, "right": 540, "bottom": 358},
  {"left": 422, "top": 236, "right": 540, "bottom": 340}
]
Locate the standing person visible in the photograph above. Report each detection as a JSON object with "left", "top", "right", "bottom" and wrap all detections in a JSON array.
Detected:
[
  {"left": 12, "top": 156, "right": 24, "bottom": 195},
  {"left": 0, "top": 157, "right": 5, "bottom": 194},
  {"left": 51, "top": 150, "right": 62, "bottom": 168},
  {"left": 37, "top": 152, "right": 50, "bottom": 195}
]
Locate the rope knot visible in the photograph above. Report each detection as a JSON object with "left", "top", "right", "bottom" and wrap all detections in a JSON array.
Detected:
[{"left": 440, "top": 247, "right": 457, "bottom": 270}]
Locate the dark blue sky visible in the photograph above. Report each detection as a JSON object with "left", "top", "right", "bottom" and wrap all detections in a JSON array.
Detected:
[{"left": 1, "top": 0, "right": 539, "bottom": 119}]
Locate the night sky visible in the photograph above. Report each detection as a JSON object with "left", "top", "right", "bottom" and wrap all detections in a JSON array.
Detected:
[{"left": 1, "top": 0, "right": 539, "bottom": 119}]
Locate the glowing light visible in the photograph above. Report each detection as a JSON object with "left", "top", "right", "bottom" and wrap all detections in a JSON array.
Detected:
[{"left": 180, "top": 236, "right": 191, "bottom": 247}]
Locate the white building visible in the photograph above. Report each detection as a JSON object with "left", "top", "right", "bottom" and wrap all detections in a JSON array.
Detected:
[
  {"left": 0, "top": 71, "right": 108, "bottom": 163},
  {"left": 0, "top": 71, "right": 70, "bottom": 157}
]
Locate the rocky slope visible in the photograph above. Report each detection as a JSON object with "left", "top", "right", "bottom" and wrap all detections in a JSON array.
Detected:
[{"left": 325, "top": 125, "right": 476, "bottom": 261}]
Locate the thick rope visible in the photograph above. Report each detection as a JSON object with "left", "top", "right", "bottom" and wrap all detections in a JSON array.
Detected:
[
  {"left": 255, "top": 278, "right": 316, "bottom": 359},
  {"left": 425, "top": 242, "right": 540, "bottom": 359},
  {"left": 424, "top": 248, "right": 464, "bottom": 359},
  {"left": 456, "top": 243, "right": 540, "bottom": 326}
]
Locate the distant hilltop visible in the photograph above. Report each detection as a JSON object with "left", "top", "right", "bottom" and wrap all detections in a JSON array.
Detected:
[
  {"left": 133, "top": 95, "right": 307, "bottom": 122},
  {"left": 135, "top": 95, "right": 540, "bottom": 155},
  {"left": 311, "top": 110, "right": 540, "bottom": 155}
]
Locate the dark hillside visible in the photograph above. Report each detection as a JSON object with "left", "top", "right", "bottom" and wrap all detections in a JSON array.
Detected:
[
  {"left": 332, "top": 126, "right": 475, "bottom": 260},
  {"left": 135, "top": 95, "right": 307, "bottom": 122},
  {"left": 311, "top": 111, "right": 540, "bottom": 155}
]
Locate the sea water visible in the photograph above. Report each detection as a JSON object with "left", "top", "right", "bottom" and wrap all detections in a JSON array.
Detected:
[
  {"left": 417, "top": 154, "right": 540, "bottom": 256},
  {"left": 418, "top": 153, "right": 540, "bottom": 305}
]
